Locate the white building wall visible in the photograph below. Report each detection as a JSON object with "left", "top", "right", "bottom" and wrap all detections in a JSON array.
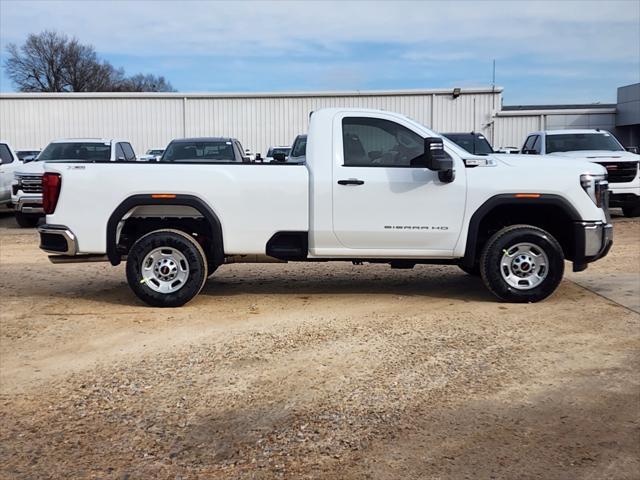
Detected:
[
  {"left": 0, "top": 89, "right": 501, "bottom": 155},
  {"left": 493, "top": 109, "right": 617, "bottom": 149},
  {"left": 493, "top": 115, "right": 542, "bottom": 149}
]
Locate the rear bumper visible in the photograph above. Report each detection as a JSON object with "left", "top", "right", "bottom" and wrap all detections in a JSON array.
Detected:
[
  {"left": 13, "top": 195, "right": 44, "bottom": 214},
  {"left": 38, "top": 224, "right": 77, "bottom": 255},
  {"left": 572, "top": 221, "right": 613, "bottom": 272}
]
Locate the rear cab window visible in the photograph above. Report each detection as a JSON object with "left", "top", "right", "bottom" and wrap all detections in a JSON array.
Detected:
[
  {"left": 161, "top": 140, "right": 239, "bottom": 163},
  {"left": 37, "top": 142, "right": 112, "bottom": 162}
]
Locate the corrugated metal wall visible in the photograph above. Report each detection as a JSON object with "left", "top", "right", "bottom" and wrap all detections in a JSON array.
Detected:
[
  {"left": 493, "top": 111, "right": 618, "bottom": 149},
  {"left": 0, "top": 90, "right": 500, "bottom": 155},
  {"left": 1, "top": 90, "right": 618, "bottom": 155},
  {"left": 493, "top": 115, "right": 542, "bottom": 149}
]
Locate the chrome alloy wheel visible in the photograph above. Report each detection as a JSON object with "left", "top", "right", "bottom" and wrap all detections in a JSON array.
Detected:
[
  {"left": 141, "top": 247, "right": 190, "bottom": 294},
  {"left": 499, "top": 242, "right": 549, "bottom": 290}
]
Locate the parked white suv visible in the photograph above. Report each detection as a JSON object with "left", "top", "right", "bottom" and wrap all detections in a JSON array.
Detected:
[
  {"left": 38, "top": 108, "right": 612, "bottom": 307},
  {"left": 12, "top": 138, "right": 137, "bottom": 227},
  {"left": 521, "top": 129, "right": 640, "bottom": 217}
]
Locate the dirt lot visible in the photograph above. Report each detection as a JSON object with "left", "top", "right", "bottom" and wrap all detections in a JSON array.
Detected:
[{"left": 0, "top": 213, "right": 638, "bottom": 479}]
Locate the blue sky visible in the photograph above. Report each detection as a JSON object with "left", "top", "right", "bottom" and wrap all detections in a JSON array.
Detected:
[{"left": 0, "top": 0, "right": 638, "bottom": 104}]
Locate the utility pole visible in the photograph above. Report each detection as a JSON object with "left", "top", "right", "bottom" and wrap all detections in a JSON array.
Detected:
[{"left": 491, "top": 59, "right": 496, "bottom": 144}]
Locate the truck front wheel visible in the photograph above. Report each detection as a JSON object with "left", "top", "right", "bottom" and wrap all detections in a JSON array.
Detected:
[
  {"left": 126, "top": 229, "right": 208, "bottom": 307},
  {"left": 479, "top": 225, "right": 564, "bottom": 303}
]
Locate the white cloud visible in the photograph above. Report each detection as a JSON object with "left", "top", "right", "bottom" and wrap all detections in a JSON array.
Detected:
[{"left": 0, "top": 0, "right": 638, "bottom": 63}]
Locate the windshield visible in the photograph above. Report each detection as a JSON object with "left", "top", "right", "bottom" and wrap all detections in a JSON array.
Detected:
[
  {"left": 443, "top": 134, "right": 493, "bottom": 155},
  {"left": 267, "top": 147, "right": 291, "bottom": 157},
  {"left": 38, "top": 142, "right": 111, "bottom": 162},
  {"left": 17, "top": 150, "right": 40, "bottom": 160},
  {"left": 161, "top": 141, "right": 236, "bottom": 162},
  {"left": 546, "top": 133, "right": 624, "bottom": 153},
  {"left": 147, "top": 149, "right": 164, "bottom": 155}
]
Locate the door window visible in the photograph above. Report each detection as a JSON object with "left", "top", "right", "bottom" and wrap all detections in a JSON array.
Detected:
[
  {"left": 122, "top": 143, "right": 136, "bottom": 161},
  {"left": 530, "top": 135, "right": 541, "bottom": 154},
  {"left": 0, "top": 144, "right": 14, "bottom": 164},
  {"left": 342, "top": 117, "right": 424, "bottom": 167},
  {"left": 115, "top": 143, "right": 126, "bottom": 161}
]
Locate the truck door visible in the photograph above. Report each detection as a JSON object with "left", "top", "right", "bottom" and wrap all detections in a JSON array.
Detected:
[{"left": 331, "top": 114, "right": 466, "bottom": 252}]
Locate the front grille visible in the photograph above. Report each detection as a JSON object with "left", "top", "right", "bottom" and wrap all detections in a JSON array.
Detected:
[
  {"left": 597, "top": 162, "right": 638, "bottom": 183},
  {"left": 17, "top": 175, "right": 43, "bottom": 193}
]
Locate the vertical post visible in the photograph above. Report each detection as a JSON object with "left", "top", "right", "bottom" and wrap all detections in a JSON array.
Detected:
[
  {"left": 430, "top": 93, "right": 435, "bottom": 129},
  {"left": 491, "top": 59, "right": 496, "bottom": 144},
  {"left": 183, "top": 96, "right": 187, "bottom": 137}
]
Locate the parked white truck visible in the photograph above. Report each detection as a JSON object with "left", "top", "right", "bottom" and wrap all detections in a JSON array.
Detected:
[
  {"left": 12, "top": 138, "right": 138, "bottom": 227},
  {"left": 521, "top": 129, "right": 640, "bottom": 217},
  {"left": 38, "top": 108, "right": 612, "bottom": 307}
]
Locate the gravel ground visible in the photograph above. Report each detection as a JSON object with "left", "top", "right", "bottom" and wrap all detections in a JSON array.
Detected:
[{"left": 0, "top": 213, "right": 638, "bottom": 479}]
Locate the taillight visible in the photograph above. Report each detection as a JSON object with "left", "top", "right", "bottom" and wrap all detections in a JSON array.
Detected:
[{"left": 42, "top": 173, "right": 61, "bottom": 214}]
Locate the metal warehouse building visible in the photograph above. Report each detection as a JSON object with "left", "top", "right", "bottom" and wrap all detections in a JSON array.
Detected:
[{"left": 0, "top": 84, "right": 637, "bottom": 155}]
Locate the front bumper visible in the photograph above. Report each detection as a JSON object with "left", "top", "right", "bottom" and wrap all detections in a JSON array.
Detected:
[
  {"left": 609, "top": 192, "right": 640, "bottom": 208},
  {"left": 38, "top": 224, "right": 78, "bottom": 255},
  {"left": 13, "top": 195, "right": 44, "bottom": 214},
  {"left": 572, "top": 221, "right": 613, "bottom": 272}
]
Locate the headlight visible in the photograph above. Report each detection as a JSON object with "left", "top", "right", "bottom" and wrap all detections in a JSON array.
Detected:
[{"left": 580, "top": 173, "right": 608, "bottom": 208}]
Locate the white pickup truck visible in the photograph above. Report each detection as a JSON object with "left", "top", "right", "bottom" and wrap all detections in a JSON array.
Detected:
[
  {"left": 38, "top": 108, "right": 612, "bottom": 307},
  {"left": 12, "top": 138, "right": 138, "bottom": 227},
  {"left": 521, "top": 129, "right": 640, "bottom": 217}
]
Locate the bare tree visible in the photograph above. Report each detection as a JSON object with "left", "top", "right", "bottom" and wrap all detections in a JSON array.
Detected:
[
  {"left": 119, "top": 73, "right": 176, "bottom": 92},
  {"left": 5, "top": 31, "right": 68, "bottom": 92},
  {"left": 5, "top": 30, "right": 176, "bottom": 92}
]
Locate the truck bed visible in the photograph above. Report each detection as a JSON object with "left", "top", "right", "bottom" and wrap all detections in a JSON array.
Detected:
[{"left": 45, "top": 162, "right": 309, "bottom": 255}]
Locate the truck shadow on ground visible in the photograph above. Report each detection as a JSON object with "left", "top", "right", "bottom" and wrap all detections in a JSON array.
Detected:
[{"left": 199, "top": 268, "right": 494, "bottom": 304}]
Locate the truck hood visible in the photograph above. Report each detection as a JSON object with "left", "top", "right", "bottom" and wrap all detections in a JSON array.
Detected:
[
  {"left": 14, "top": 161, "right": 45, "bottom": 175},
  {"left": 489, "top": 153, "right": 607, "bottom": 176},
  {"left": 549, "top": 150, "right": 639, "bottom": 162}
]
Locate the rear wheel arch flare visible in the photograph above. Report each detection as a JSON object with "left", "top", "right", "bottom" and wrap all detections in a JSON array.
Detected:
[{"left": 106, "top": 194, "right": 224, "bottom": 267}]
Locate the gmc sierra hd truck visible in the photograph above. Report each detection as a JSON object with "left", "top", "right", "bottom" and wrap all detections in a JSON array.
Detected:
[{"left": 38, "top": 108, "right": 612, "bottom": 307}]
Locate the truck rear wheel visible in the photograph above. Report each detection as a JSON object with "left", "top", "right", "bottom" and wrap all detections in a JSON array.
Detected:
[
  {"left": 126, "top": 229, "right": 208, "bottom": 307},
  {"left": 479, "top": 225, "right": 564, "bottom": 303},
  {"left": 15, "top": 212, "right": 40, "bottom": 228}
]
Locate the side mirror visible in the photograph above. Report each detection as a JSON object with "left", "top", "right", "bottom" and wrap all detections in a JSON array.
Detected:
[
  {"left": 116, "top": 156, "right": 126, "bottom": 162},
  {"left": 423, "top": 137, "right": 454, "bottom": 183},
  {"left": 424, "top": 138, "right": 453, "bottom": 170},
  {"left": 626, "top": 146, "right": 638, "bottom": 154},
  {"left": 255, "top": 153, "right": 262, "bottom": 162},
  {"left": 272, "top": 152, "right": 287, "bottom": 163}
]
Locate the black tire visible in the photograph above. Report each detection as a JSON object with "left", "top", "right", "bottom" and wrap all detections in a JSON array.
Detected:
[
  {"left": 126, "top": 229, "right": 208, "bottom": 307},
  {"left": 15, "top": 212, "right": 40, "bottom": 228},
  {"left": 479, "top": 225, "right": 564, "bottom": 303},
  {"left": 622, "top": 204, "right": 640, "bottom": 218},
  {"left": 458, "top": 263, "right": 480, "bottom": 276}
]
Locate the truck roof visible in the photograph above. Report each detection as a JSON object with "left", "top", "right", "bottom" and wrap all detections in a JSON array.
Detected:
[
  {"left": 536, "top": 129, "right": 612, "bottom": 136},
  {"left": 51, "top": 138, "right": 119, "bottom": 144},
  {"left": 171, "top": 137, "right": 234, "bottom": 143}
]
